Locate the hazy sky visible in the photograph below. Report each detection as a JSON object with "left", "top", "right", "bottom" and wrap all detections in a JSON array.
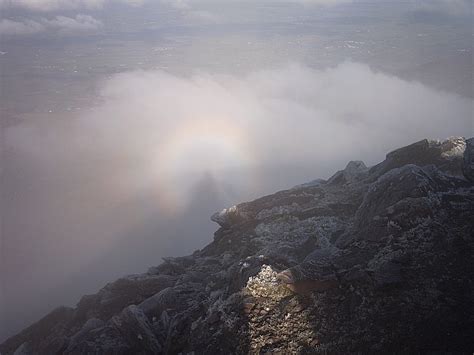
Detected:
[{"left": 1, "top": 0, "right": 473, "bottom": 341}]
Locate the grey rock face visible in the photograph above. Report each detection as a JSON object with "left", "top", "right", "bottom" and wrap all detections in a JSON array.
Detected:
[
  {"left": 463, "top": 137, "right": 474, "bottom": 182},
  {"left": 370, "top": 136, "right": 466, "bottom": 179},
  {"left": 211, "top": 205, "right": 248, "bottom": 228},
  {"left": 327, "top": 160, "right": 368, "bottom": 185},
  {"left": 1, "top": 137, "right": 473, "bottom": 354}
]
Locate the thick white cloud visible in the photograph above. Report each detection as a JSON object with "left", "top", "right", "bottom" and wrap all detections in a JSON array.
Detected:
[
  {"left": 5, "top": 62, "right": 471, "bottom": 285},
  {"left": 0, "top": 14, "right": 102, "bottom": 35},
  {"left": 8, "top": 62, "right": 472, "bottom": 209}
]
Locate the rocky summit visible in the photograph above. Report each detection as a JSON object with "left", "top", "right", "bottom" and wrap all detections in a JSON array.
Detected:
[{"left": 1, "top": 137, "right": 473, "bottom": 354}]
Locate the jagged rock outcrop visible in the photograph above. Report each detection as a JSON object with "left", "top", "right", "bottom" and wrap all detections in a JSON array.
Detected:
[
  {"left": 463, "top": 137, "right": 474, "bottom": 182},
  {"left": 1, "top": 137, "right": 473, "bottom": 354}
]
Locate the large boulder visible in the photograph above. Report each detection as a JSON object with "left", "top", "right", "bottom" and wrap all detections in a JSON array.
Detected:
[{"left": 370, "top": 137, "right": 466, "bottom": 179}]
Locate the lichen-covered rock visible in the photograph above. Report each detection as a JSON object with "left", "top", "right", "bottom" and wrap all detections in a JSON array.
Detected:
[{"left": 1, "top": 137, "right": 473, "bottom": 354}]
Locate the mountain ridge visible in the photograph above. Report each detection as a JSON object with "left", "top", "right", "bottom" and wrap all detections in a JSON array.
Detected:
[{"left": 1, "top": 136, "right": 473, "bottom": 354}]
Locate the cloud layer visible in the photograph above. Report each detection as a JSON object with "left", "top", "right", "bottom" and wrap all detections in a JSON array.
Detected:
[
  {"left": 8, "top": 61, "right": 472, "bottom": 208},
  {"left": 0, "top": 0, "right": 145, "bottom": 11},
  {"left": 0, "top": 14, "right": 102, "bottom": 35},
  {"left": 1, "top": 0, "right": 470, "bottom": 15},
  {"left": 3, "top": 61, "right": 472, "bottom": 341}
]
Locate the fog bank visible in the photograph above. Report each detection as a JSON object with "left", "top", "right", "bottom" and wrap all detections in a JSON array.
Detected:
[{"left": 1, "top": 61, "right": 472, "bottom": 340}]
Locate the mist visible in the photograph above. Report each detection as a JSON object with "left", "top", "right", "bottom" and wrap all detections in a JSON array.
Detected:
[{"left": 1, "top": 60, "right": 472, "bottom": 339}]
